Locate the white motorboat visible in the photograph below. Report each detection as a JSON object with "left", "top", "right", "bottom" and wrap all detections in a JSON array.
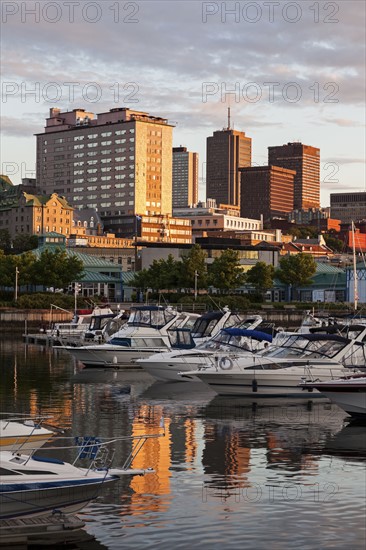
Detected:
[
  {"left": 47, "top": 306, "right": 116, "bottom": 345},
  {"left": 182, "top": 324, "right": 366, "bottom": 397},
  {"left": 300, "top": 374, "right": 366, "bottom": 418},
  {"left": 61, "top": 306, "right": 243, "bottom": 369},
  {"left": 138, "top": 316, "right": 273, "bottom": 382},
  {"left": 0, "top": 415, "right": 55, "bottom": 453},
  {"left": 61, "top": 305, "right": 200, "bottom": 368},
  {"left": 0, "top": 432, "right": 161, "bottom": 520}
]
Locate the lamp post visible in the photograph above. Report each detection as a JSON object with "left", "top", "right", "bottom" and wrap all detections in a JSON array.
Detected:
[
  {"left": 194, "top": 270, "right": 198, "bottom": 301},
  {"left": 15, "top": 266, "right": 19, "bottom": 302}
]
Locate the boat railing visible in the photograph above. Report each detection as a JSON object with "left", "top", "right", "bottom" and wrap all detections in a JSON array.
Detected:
[{"left": 14, "top": 430, "right": 166, "bottom": 473}]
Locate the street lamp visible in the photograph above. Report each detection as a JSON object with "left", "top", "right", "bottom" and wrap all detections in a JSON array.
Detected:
[
  {"left": 15, "top": 266, "right": 19, "bottom": 302},
  {"left": 194, "top": 270, "right": 198, "bottom": 301}
]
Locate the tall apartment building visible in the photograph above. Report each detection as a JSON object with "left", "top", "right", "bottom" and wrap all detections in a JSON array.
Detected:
[
  {"left": 330, "top": 192, "right": 366, "bottom": 223},
  {"left": 172, "top": 147, "right": 199, "bottom": 208},
  {"left": 35, "top": 107, "right": 174, "bottom": 229},
  {"left": 268, "top": 142, "right": 320, "bottom": 209},
  {"left": 206, "top": 127, "right": 251, "bottom": 207},
  {"left": 240, "top": 165, "right": 295, "bottom": 222}
]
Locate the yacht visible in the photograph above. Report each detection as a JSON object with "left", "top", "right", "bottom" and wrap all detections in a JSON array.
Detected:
[
  {"left": 0, "top": 416, "right": 54, "bottom": 453},
  {"left": 137, "top": 316, "right": 272, "bottom": 382},
  {"left": 47, "top": 306, "right": 116, "bottom": 345},
  {"left": 300, "top": 374, "right": 366, "bottom": 417},
  {"left": 0, "top": 432, "right": 160, "bottom": 520},
  {"left": 61, "top": 305, "right": 200, "bottom": 368},
  {"left": 181, "top": 324, "right": 366, "bottom": 397}
]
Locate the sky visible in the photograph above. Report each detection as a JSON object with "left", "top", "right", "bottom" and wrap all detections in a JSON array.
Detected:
[{"left": 1, "top": 0, "right": 365, "bottom": 207}]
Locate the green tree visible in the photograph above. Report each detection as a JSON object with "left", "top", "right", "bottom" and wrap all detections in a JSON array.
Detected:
[
  {"left": 0, "top": 229, "right": 12, "bottom": 252},
  {"left": 324, "top": 234, "right": 344, "bottom": 253},
  {"left": 11, "top": 234, "right": 38, "bottom": 254},
  {"left": 276, "top": 253, "right": 317, "bottom": 300},
  {"left": 208, "top": 249, "right": 246, "bottom": 292},
  {"left": 32, "top": 249, "right": 84, "bottom": 290},
  {"left": 246, "top": 262, "right": 275, "bottom": 298},
  {"left": 179, "top": 244, "right": 208, "bottom": 290}
]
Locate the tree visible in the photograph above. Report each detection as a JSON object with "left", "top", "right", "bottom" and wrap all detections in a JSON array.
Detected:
[
  {"left": 276, "top": 253, "right": 317, "bottom": 300},
  {"left": 179, "top": 244, "right": 208, "bottom": 290},
  {"left": 246, "top": 262, "right": 275, "bottom": 298},
  {"left": 32, "top": 249, "right": 84, "bottom": 290},
  {"left": 11, "top": 234, "right": 38, "bottom": 254},
  {"left": 0, "top": 229, "right": 12, "bottom": 252},
  {"left": 208, "top": 249, "right": 246, "bottom": 292},
  {"left": 323, "top": 234, "right": 344, "bottom": 253}
]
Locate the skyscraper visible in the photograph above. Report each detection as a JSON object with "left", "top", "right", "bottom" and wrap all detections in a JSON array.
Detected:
[
  {"left": 172, "top": 147, "right": 199, "bottom": 208},
  {"left": 240, "top": 165, "right": 295, "bottom": 222},
  {"left": 36, "top": 107, "right": 174, "bottom": 223},
  {"left": 206, "top": 117, "right": 251, "bottom": 207},
  {"left": 268, "top": 142, "right": 320, "bottom": 210}
]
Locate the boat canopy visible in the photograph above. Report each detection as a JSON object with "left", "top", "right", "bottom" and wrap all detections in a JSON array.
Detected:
[{"left": 222, "top": 328, "right": 273, "bottom": 342}]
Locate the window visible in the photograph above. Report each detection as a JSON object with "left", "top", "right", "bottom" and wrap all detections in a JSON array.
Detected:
[
  {"left": 87, "top": 177, "right": 97, "bottom": 182},
  {"left": 101, "top": 176, "right": 111, "bottom": 181},
  {"left": 74, "top": 136, "right": 84, "bottom": 141},
  {"left": 74, "top": 153, "right": 84, "bottom": 158},
  {"left": 73, "top": 144, "right": 84, "bottom": 150},
  {"left": 88, "top": 134, "right": 98, "bottom": 139},
  {"left": 87, "top": 152, "right": 97, "bottom": 157},
  {"left": 87, "top": 186, "right": 97, "bottom": 191},
  {"left": 116, "top": 139, "right": 126, "bottom": 144},
  {"left": 101, "top": 141, "right": 112, "bottom": 146},
  {"left": 87, "top": 142, "right": 97, "bottom": 148},
  {"left": 115, "top": 130, "right": 126, "bottom": 135},
  {"left": 101, "top": 132, "right": 112, "bottom": 137},
  {"left": 101, "top": 150, "right": 111, "bottom": 155}
]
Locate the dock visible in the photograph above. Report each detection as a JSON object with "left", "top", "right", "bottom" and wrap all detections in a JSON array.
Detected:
[{"left": 0, "top": 513, "right": 94, "bottom": 547}]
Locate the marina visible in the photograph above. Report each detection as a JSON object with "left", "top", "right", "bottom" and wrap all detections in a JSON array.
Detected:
[{"left": 0, "top": 333, "right": 365, "bottom": 549}]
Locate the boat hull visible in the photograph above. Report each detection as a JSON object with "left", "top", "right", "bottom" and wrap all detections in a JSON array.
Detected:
[
  {"left": 194, "top": 366, "right": 350, "bottom": 397},
  {"left": 68, "top": 346, "right": 167, "bottom": 368},
  {"left": 314, "top": 390, "right": 366, "bottom": 417},
  {"left": 0, "top": 476, "right": 117, "bottom": 520}
]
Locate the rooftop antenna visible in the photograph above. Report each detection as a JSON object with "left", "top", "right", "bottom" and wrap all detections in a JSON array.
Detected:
[{"left": 227, "top": 106, "right": 231, "bottom": 130}]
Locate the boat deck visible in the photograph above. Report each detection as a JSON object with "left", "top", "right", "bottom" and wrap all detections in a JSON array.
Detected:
[{"left": 0, "top": 513, "right": 89, "bottom": 547}]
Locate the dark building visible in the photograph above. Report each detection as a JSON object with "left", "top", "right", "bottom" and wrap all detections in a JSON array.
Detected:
[
  {"left": 172, "top": 146, "right": 199, "bottom": 208},
  {"left": 206, "top": 128, "right": 251, "bottom": 207},
  {"left": 330, "top": 192, "right": 366, "bottom": 223},
  {"left": 240, "top": 165, "right": 295, "bottom": 222},
  {"left": 268, "top": 142, "right": 320, "bottom": 209}
]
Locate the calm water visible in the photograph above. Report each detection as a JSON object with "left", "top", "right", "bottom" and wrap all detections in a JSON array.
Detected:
[{"left": 1, "top": 336, "right": 365, "bottom": 549}]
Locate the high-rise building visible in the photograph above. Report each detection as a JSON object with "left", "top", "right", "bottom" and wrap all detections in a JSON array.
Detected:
[
  {"left": 330, "top": 192, "right": 366, "bottom": 223},
  {"left": 206, "top": 123, "right": 251, "bottom": 207},
  {"left": 240, "top": 165, "right": 295, "bottom": 222},
  {"left": 35, "top": 107, "right": 174, "bottom": 230},
  {"left": 172, "top": 147, "right": 199, "bottom": 208},
  {"left": 268, "top": 142, "right": 320, "bottom": 210}
]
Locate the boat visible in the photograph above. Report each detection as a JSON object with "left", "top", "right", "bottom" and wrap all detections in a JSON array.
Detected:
[
  {"left": 137, "top": 315, "right": 273, "bottom": 382},
  {"left": 0, "top": 432, "right": 161, "bottom": 520},
  {"left": 0, "top": 415, "right": 55, "bottom": 453},
  {"left": 300, "top": 374, "right": 366, "bottom": 418},
  {"left": 47, "top": 306, "right": 116, "bottom": 345},
  {"left": 181, "top": 324, "right": 366, "bottom": 397},
  {"left": 61, "top": 306, "right": 242, "bottom": 369},
  {"left": 60, "top": 305, "right": 200, "bottom": 368}
]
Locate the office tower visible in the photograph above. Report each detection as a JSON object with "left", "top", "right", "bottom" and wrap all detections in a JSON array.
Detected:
[
  {"left": 240, "top": 165, "right": 295, "bottom": 221},
  {"left": 35, "top": 107, "right": 174, "bottom": 223},
  {"left": 268, "top": 142, "right": 320, "bottom": 210},
  {"left": 330, "top": 192, "right": 366, "bottom": 223},
  {"left": 206, "top": 115, "right": 251, "bottom": 206},
  {"left": 172, "top": 147, "right": 199, "bottom": 208}
]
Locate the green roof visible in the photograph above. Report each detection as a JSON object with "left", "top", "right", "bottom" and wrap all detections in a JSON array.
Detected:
[{"left": 81, "top": 271, "right": 120, "bottom": 283}]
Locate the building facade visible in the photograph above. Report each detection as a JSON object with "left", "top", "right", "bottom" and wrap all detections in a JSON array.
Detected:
[
  {"left": 173, "top": 201, "right": 262, "bottom": 240},
  {"left": 206, "top": 128, "right": 251, "bottom": 207},
  {"left": 36, "top": 107, "right": 174, "bottom": 224},
  {"left": 0, "top": 180, "right": 74, "bottom": 239},
  {"left": 268, "top": 142, "right": 320, "bottom": 209},
  {"left": 172, "top": 147, "right": 199, "bottom": 208},
  {"left": 240, "top": 165, "right": 295, "bottom": 222},
  {"left": 330, "top": 192, "right": 366, "bottom": 223}
]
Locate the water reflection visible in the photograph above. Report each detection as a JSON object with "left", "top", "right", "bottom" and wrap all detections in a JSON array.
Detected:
[{"left": 1, "top": 337, "right": 365, "bottom": 550}]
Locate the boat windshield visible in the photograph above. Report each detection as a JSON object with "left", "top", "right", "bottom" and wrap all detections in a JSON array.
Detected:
[
  {"left": 197, "top": 331, "right": 251, "bottom": 352},
  {"left": 128, "top": 307, "right": 176, "bottom": 328},
  {"left": 168, "top": 328, "right": 195, "bottom": 349},
  {"left": 258, "top": 334, "right": 348, "bottom": 359}
]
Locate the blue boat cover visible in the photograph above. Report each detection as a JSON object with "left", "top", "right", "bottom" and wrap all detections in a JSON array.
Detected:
[{"left": 222, "top": 328, "right": 273, "bottom": 342}]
